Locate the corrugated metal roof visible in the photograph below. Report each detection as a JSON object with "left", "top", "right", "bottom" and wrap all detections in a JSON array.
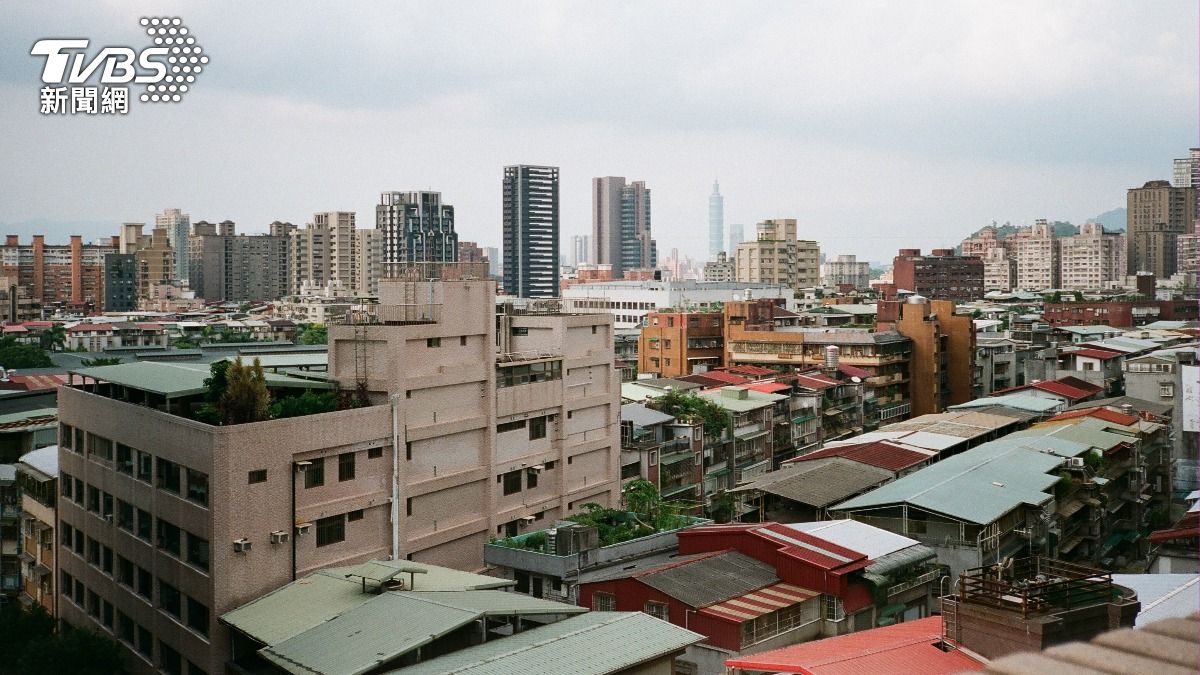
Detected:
[
  {"left": 952, "top": 394, "right": 1064, "bottom": 413},
  {"left": 73, "top": 361, "right": 333, "bottom": 398},
  {"left": 620, "top": 402, "right": 675, "bottom": 428},
  {"left": 784, "top": 441, "right": 930, "bottom": 472},
  {"left": 384, "top": 612, "right": 703, "bottom": 675},
  {"left": 724, "top": 616, "right": 985, "bottom": 674},
  {"left": 638, "top": 550, "right": 779, "bottom": 608},
  {"left": 784, "top": 521, "right": 920, "bottom": 561},
  {"left": 832, "top": 435, "right": 1094, "bottom": 524},
  {"left": 1111, "top": 575, "right": 1200, "bottom": 626},
  {"left": 16, "top": 445, "right": 58, "bottom": 478},
  {"left": 221, "top": 560, "right": 513, "bottom": 646},
  {"left": 700, "top": 582, "right": 819, "bottom": 623},
  {"left": 733, "top": 458, "right": 893, "bottom": 508},
  {"left": 260, "top": 591, "right": 587, "bottom": 675}
]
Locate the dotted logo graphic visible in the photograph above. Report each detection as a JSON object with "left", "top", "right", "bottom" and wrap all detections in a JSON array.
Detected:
[{"left": 138, "top": 17, "right": 207, "bottom": 104}]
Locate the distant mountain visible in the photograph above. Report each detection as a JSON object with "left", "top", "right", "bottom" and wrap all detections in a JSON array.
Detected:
[{"left": 1087, "top": 208, "right": 1126, "bottom": 232}]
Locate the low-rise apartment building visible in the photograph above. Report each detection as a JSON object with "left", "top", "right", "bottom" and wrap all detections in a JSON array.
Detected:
[
  {"left": 55, "top": 278, "right": 622, "bottom": 675},
  {"left": 16, "top": 445, "right": 56, "bottom": 614}
]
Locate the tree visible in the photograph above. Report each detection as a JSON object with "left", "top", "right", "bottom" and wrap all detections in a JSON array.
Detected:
[
  {"left": 299, "top": 324, "right": 328, "bottom": 345},
  {"left": 15, "top": 627, "right": 128, "bottom": 675},
  {"left": 40, "top": 323, "right": 66, "bottom": 352},
  {"left": 80, "top": 357, "right": 121, "bottom": 367},
  {"left": 218, "top": 357, "right": 271, "bottom": 424},
  {"left": 0, "top": 336, "right": 53, "bottom": 369},
  {"left": 649, "top": 390, "right": 730, "bottom": 438},
  {"left": 268, "top": 389, "right": 338, "bottom": 419}
]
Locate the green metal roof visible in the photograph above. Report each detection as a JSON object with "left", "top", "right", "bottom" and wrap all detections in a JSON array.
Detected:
[
  {"left": 73, "top": 361, "right": 334, "bottom": 398},
  {"left": 832, "top": 434, "right": 1095, "bottom": 524},
  {"left": 699, "top": 387, "right": 785, "bottom": 412},
  {"left": 384, "top": 612, "right": 704, "bottom": 675},
  {"left": 220, "top": 560, "right": 512, "bottom": 647},
  {"left": 259, "top": 591, "right": 586, "bottom": 675},
  {"left": 950, "top": 394, "right": 1063, "bottom": 413}
]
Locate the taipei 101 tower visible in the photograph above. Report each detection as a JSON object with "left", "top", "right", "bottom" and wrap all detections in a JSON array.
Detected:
[{"left": 708, "top": 179, "right": 724, "bottom": 258}]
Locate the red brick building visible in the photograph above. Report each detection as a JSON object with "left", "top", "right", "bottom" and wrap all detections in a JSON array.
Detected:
[
  {"left": 891, "top": 248, "right": 984, "bottom": 302},
  {"left": 1, "top": 234, "right": 118, "bottom": 311},
  {"left": 1042, "top": 299, "right": 1199, "bottom": 327}
]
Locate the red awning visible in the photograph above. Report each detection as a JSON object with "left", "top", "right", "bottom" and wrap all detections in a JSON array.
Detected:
[{"left": 700, "top": 582, "right": 818, "bottom": 623}]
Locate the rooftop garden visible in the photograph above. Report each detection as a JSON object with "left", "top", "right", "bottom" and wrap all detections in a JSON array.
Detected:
[
  {"left": 646, "top": 390, "right": 729, "bottom": 438},
  {"left": 491, "top": 480, "right": 695, "bottom": 551},
  {"left": 192, "top": 357, "right": 363, "bottom": 425}
]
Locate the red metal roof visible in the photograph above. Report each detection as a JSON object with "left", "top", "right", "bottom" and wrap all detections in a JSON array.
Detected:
[
  {"left": 795, "top": 374, "right": 838, "bottom": 390},
  {"left": 724, "top": 617, "right": 985, "bottom": 674},
  {"left": 837, "top": 363, "right": 873, "bottom": 379},
  {"left": 2, "top": 325, "right": 28, "bottom": 333},
  {"left": 726, "top": 365, "right": 776, "bottom": 377},
  {"left": 699, "top": 370, "right": 752, "bottom": 385},
  {"left": 841, "top": 583, "right": 873, "bottom": 613},
  {"left": 22, "top": 321, "right": 54, "bottom": 328},
  {"left": 784, "top": 441, "right": 929, "bottom": 472},
  {"left": 135, "top": 323, "right": 163, "bottom": 330},
  {"left": 747, "top": 382, "right": 791, "bottom": 394},
  {"left": 1047, "top": 408, "right": 1140, "bottom": 427},
  {"left": 0, "top": 374, "right": 68, "bottom": 391},
  {"left": 1065, "top": 348, "right": 1123, "bottom": 361},
  {"left": 700, "top": 582, "right": 819, "bottom": 623},
  {"left": 997, "top": 376, "right": 1102, "bottom": 402},
  {"left": 755, "top": 523, "right": 869, "bottom": 572},
  {"left": 67, "top": 323, "right": 112, "bottom": 333}
]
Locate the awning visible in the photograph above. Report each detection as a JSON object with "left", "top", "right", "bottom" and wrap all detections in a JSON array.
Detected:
[
  {"left": 662, "top": 483, "right": 697, "bottom": 498},
  {"left": 823, "top": 407, "right": 845, "bottom": 417},
  {"left": 792, "top": 414, "right": 817, "bottom": 424},
  {"left": 865, "top": 545, "right": 937, "bottom": 577},
  {"left": 1057, "top": 499, "right": 1085, "bottom": 519},
  {"left": 660, "top": 451, "right": 693, "bottom": 465},
  {"left": 735, "top": 429, "right": 769, "bottom": 442},
  {"left": 878, "top": 602, "right": 907, "bottom": 619},
  {"left": 699, "top": 582, "right": 818, "bottom": 623}
]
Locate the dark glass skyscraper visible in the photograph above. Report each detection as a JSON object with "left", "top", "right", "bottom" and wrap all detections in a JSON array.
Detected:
[
  {"left": 376, "top": 191, "right": 458, "bottom": 276},
  {"left": 503, "top": 165, "right": 560, "bottom": 298},
  {"left": 593, "top": 176, "right": 654, "bottom": 278}
]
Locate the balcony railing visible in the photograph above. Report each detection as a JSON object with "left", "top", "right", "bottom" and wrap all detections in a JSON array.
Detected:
[
  {"left": 343, "top": 303, "right": 441, "bottom": 325},
  {"left": 888, "top": 569, "right": 943, "bottom": 597}
]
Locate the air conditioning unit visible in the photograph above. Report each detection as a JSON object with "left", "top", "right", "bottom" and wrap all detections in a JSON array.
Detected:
[
  {"left": 233, "top": 538, "right": 251, "bottom": 553},
  {"left": 519, "top": 515, "right": 536, "bottom": 524},
  {"left": 270, "top": 531, "right": 290, "bottom": 545},
  {"left": 528, "top": 465, "right": 544, "bottom": 473},
  {"left": 295, "top": 522, "right": 312, "bottom": 535},
  {"left": 104, "top": 514, "right": 114, "bottom": 524},
  {"left": 1068, "top": 457, "right": 1085, "bottom": 468}
]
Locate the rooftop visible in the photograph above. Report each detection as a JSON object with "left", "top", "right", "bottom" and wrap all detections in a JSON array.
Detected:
[
  {"left": 71, "top": 360, "right": 333, "bottom": 399},
  {"left": 1110, "top": 575, "right": 1200, "bottom": 627},
  {"left": 634, "top": 550, "right": 780, "bottom": 608},
  {"left": 620, "top": 402, "right": 675, "bottom": 428},
  {"left": 17, "top": 445, "right": 57, "bottom": 478},
  {"left": 833, "top": 434, "right": 1097, "bottom": 524},
  {"left": 784, "top": 441, "right": 932, "bottom": 472},
  {"left": 951, "top": 394, "right": 1064, "bottom": 414},
  {"left": 221, "top": 559, "right": 513, "bottom": 647},
  {"left": 698, "top": 386, "right": 786, "bottom": 412},
  {"left": 784, "top": 520, "right": 922, "bottom": 561},
  {"left": 725, "top": 616, "right": 985, "bottom": 674},
  {"left": 382, "top": 612, "right": 703, "bottom": 675},
  {"left": 731, "top": 458, "right": 894, "bottom": 508},
  {"left": 1067, "top": 396, "right": 1174, "bottom": 417}
]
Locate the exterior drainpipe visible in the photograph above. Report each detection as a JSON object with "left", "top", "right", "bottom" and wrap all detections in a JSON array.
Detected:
[
  {"left": 391, "top": 393, "right": 401, "bottom": 560},
  {"left": 290, "top": 461, "right": 298, "bottom": 581}
]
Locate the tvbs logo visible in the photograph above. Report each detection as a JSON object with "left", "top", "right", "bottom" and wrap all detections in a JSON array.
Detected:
[{"left": 31, "top": 17, "right": 207, "bottom": 115}]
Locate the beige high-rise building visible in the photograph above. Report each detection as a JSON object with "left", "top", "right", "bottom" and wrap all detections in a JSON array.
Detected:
[
  {"left": 820, "top": 254, "right": 871, "bottom": 290},
  {"left": 56, "top": 278, "right": 620, "bottom": 675},
  {"left": 289, "top": 212, "right": 380, "bottom": 296},
  {"left": 735, "top": 219, "right": 820, "bottom": 289},
  {"left": 703, "top": 251, "right": 734, "bottom": 282},
  {"left": 135, "top": 227, "right": 174, "bottom": 301},
  {"left": 1127, "top": 180, "right": 1196, "bottom": 278},
  {"left": 982, "top": 247, "right": 1016, "bottom": 292},
  {"left": 1005, "top": 219, "right": 1059, "bottom": 290},
  {"left": 1058, "top": 222, "right": 1125, "bottom": 290}
]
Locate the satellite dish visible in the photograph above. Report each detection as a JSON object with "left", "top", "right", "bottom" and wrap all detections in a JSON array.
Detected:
[{"left": 851, "top": 376, "right": 861, "bottom": 383}]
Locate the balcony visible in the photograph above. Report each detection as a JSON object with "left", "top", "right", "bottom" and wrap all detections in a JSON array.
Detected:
[{"left": 887, "top": 568, "right": 943, "bottom": 597}]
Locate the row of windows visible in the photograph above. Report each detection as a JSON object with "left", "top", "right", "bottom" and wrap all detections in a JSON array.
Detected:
[
  {"left": 496, "top": 413, "right": 553, "bottom": 440},
  {"left": 61, "top": 425, "right": 208, "bottom": 507},
  {"left": 314, "top": 508, "right": 363, "bottom": 547},
  {"left": 496, "top": 360, "right": 562, "bottom": 388},
  {"left": 61, "top": 571, "right": 208, "bottom": 675},
  {"left": 498, "top": 461, "right": 555, "bottom": 496},
  {"left": 61, "top": 488, "right": 210, "bottom": 572}
]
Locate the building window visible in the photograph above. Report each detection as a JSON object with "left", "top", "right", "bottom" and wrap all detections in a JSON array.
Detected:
[
  {"left": 315, "top": 515, "right": 345, "bottom": 547},
  {"left": 137, "top": 508, "right": 153, "bottom": 542},
  {"left": 186, "top": 533, "right": 210, "bottom": 572},
  {"left": 645, "top": 601, "right": 669, "bottom": 621},
  {"left": 117, "top": 500, "right": 134, "bottom": 531},
  {"left": 367, "top": 447, "right": 383, "bottom": 459},
  {"left": 61, "top": 424, "right": 74, "bottom": 450},
  {"left": 497, "top": 419, "right": 526, "bottom": 433},
  {"left": 157, "top": 520, "right": 182, "bottom": 557},
  {"left": 102, "top": 492, "right": 114, "bottom": 520},
  {"left": 137, "top": 567, "right": 152, "bottom": 600},
  {"left": 61, "top": 472, "right": 73, "bottom": 499},
  {"left": 592, "top": 592, "right": 616, "bottom": 611},
  {"left": 88, "top": 433, "right": 113, "bottom": 461},
  {"left": 159, "top": 580, "right": 182, "bottom": 619},
  {"left": 117, "top": 611, "right": 135, "bottom": 644},
  {"left": 136, "top": 625, "right": 152, "bottom": 657},
  {"left": 102, "top": 545, "right": 113, "bottom": 575},
  {"left": 186, "top": 596, "right": 209, "bottom": 636},
  {"left": 136, "top": 451, "right": 153, "bottom": 483},
  {"left": 186, "top": 470, "right": 208, "bottom": 506},
  {"left": 460, "top": 336, "right": 468, "bottom": 346},
  {"left": 496, "top": 360, "right": 562, "bottom": 388},
  {"left": 427, "top": 337, "right": 441, "bottom": 348},
  {"left": 529, "top": 416, "right": 547, "bottom": 440},
  {"left": 156, "top": 458, "right": 181, "bottom": 494},
  {"left": 117, "top": 556, "right": 134, "bottom": 587},
  {"left": 304, "top": 457, "right": 325, "bottom": 488},
  {"left": 338, "top": 452, "right": 356, "bottom": 482},
  {"left": 116, "top": 444, "right": 134, "bottom": 474},
  {"left": 159, "top": 640, "right": 182, "bottom": 675},
  {"left": 248, "top": 469, "right": 267, "bottom": 484},
  {"left": 501, "top": 470, "right": 522, "bottom": 496},
  {"left": 1160, "top": 384, "right": 1175, "bottom": 398},
  {"left": 87, "top": 484, "right": 100, "bottom": 513},
  {"left": 527, "top": 469, "right": 538, "bottom": 490},
  {"left": 347, "top": 509, "right": 364, "bottom": 522},
  {"left": 406, "top": 498, "right": 413, "bottom": 517}
]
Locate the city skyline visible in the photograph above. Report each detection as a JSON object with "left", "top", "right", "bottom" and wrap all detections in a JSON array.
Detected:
[{"left": 1, "top": 2, "right": 1195, "bottom": 262}]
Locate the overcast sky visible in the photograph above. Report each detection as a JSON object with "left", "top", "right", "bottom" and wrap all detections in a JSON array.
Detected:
[{"left": 1, "top": 1, "right": 1195, "bottom": 263}]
